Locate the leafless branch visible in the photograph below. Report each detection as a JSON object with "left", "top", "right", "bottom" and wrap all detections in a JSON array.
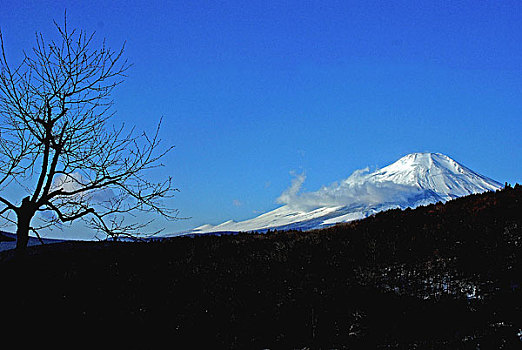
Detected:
[{"left": 0, "top": 17, "right": 176, "bottom": 248}]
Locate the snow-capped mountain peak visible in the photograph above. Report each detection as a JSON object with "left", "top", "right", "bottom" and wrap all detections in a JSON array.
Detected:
[
  {"left": 171, "top": 153, "right": 502, "bottom": 236},
  {"left": 369, "top": 152, "right": 500, "bottom": 199}
]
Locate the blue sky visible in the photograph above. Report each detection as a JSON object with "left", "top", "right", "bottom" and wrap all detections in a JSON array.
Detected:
[{"left": 1, "top": 0, "right": 521, "bottom": 236}]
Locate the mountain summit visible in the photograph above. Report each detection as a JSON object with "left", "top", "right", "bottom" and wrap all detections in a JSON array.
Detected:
[
  {"left": 177, "top": 153, "right": 502, "bottom": 236},
  {"left": 353, "top": 152, "right": 501, "bottom": 200}
]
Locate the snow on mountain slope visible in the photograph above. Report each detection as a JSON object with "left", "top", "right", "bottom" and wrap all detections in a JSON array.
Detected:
[
  {"left": 367, "top": 153, "right": 500, "bottom": 199},
  {"left": 174, "top": 153, "right": 502, "bottom": 236}
]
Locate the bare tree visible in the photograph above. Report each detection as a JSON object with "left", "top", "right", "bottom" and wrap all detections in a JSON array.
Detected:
[{"left": 0, "top": 18, "right": 177, "bottom": 253}]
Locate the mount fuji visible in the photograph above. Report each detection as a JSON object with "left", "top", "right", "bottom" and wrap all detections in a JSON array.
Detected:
[{"left": 174, "top": 153, "right": 502, "bottom": 236}]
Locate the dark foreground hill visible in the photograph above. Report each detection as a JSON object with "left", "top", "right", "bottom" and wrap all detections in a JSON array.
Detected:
[{"left": 0, "top": 186, "right": 521, "bottom": 348}]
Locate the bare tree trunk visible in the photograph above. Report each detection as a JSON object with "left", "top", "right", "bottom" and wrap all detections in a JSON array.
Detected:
[
  {"left": 15, "top": 217, "right": 30, "bottom": 254},
  {"left": 15, "top": 198, "right": 34, "bottom": 255}
]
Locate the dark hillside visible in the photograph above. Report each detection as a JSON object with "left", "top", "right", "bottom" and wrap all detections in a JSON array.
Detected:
[
  {"left": 0, "top": 185, "right": 521, "bottom": 348},
  {"left": 0, "top": 231, "right": 15, "bottom": 242}
]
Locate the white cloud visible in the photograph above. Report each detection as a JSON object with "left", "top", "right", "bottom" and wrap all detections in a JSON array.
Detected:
[
  {"left": 52, "top": 172, "right": 85, "bottom": 193},
  {"left": 277, "top": 168, "right": 424, "bottom": 211},
  {"left": 51, "top": 172, "right": 114, "bottom": 202},
  {"left": 232, "top": 199, "right": 242, "bottom": 207},
  {"left": 276, "top": 171, "right": 306, "bottom": 207}
]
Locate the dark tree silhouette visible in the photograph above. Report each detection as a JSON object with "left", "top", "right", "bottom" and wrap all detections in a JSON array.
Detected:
[{"left": 0, "top": 18, "right": 176, "bottom": 253}]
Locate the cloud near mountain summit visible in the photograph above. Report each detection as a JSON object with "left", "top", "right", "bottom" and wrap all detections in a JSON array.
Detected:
[{"left": 276, "top": 168, "right": 424, "bottom": 212}]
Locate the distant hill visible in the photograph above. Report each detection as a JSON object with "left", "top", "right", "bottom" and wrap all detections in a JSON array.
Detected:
[
  {"left": 0, "top": 231, "right": 15, "bottom": 242},
  {"left": 0, "top": 185, "right": 520, "bottom": 348},
  {"left": 0, "top": 231, "right": 63, "bottom": 252}
]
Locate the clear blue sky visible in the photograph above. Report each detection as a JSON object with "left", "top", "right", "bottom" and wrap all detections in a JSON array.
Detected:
[{"left": 1, "top": 0, "right": 521, "bottom": 235}]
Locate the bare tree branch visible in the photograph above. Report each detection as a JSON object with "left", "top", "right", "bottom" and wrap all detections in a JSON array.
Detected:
[{"left": 0, "top": 16, "right": 177, "bottom": 250}]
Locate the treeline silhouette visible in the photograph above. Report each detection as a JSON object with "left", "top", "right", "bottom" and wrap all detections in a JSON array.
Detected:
[{"left": 0, "top": 185, "right": 521, "bottom": 348}]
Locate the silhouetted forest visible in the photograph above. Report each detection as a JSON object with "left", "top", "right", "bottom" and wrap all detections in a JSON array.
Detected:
[{"left": 1, "top": 185, "right": 521, "bottom": 348}]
